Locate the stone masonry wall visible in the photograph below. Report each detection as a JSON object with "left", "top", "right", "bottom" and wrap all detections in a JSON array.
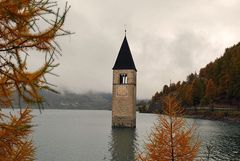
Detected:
[{"left": 112, "top": 69, "right": 136, "bottom": 128}]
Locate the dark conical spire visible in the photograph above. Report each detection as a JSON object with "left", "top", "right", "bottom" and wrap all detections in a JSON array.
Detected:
[{"left": 113, "top": 36, "right": 137, "bottom": 71}]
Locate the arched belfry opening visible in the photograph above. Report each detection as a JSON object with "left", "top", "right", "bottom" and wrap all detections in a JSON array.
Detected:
[
  {"left": 120, "top": 74, "right": 127, "bottom": 84},
  {"left": 112, "top": 35, "right": 137, "bottom": 128}
]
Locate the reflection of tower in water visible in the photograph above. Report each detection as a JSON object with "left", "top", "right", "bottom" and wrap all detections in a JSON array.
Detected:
[{"left": 109, "top": 128, "right": 137, "bottom": 161}]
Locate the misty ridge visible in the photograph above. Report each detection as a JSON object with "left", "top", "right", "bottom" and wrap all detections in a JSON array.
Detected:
[
  {"left": 40, "top": 91, "right": 148, "bottom": 110},
  {"left": 42, "top": 91, "right": 112, "bottom": 110},
  {"left": 12, "top": 91, "right": 112, "bottom": 110},
  {"left": 11, "top": 90, "right": 149, "bottom": 110}
]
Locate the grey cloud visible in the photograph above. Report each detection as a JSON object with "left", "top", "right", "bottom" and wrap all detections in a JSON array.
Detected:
[{"left": 28, "top": 0, "right": 240, "bottom": 99}]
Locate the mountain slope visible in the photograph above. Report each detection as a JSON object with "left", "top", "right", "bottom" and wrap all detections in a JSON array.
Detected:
[
  {"left": 149, "top": 42, "right": 240, "bottom": 112},
  {"left": 16, "top": 91, "right": 112, "bottom": 110}
]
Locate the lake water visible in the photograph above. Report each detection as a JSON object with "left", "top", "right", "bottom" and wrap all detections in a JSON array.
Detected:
[{"left": 31, "top": 110, "right": 240, "bottom": 161}]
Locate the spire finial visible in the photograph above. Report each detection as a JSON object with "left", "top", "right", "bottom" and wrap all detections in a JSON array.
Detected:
[{"left": 124, "top": 24, "right": 127, "bottom": 36}]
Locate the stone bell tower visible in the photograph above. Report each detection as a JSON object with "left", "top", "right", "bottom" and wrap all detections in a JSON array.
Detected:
[{"left": 112, "top": 34, "right": 137, "bottom": 128}]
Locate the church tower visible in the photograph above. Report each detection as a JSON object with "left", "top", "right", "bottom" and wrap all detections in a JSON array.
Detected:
[{"left": 112, "top": 35, "right": 137, "bottom": 128}]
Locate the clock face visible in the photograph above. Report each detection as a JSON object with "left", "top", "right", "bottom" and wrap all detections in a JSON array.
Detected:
[{"left": 116, "top": 86, "right": 128, "bottom": 97}]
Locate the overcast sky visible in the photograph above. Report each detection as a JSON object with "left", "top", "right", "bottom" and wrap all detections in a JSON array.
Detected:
[{"left": 31, "top": 0, "right": 240, "bottom": 99}]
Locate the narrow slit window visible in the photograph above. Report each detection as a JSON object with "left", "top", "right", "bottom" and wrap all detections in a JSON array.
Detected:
[{"left": 120, "top": 74, "right": 127, "bottom": 84}]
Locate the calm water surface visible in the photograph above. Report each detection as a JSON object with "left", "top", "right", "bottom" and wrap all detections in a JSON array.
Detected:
[{"left": 31, "top": 110, "right": 240, "bottom": 161}]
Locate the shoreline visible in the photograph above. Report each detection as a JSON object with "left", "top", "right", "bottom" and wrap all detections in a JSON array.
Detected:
[
  {"left": 139, "top": 109, "right": 240, "bottom": 123},
  {"left": 2, "top": 107, "right": 240, "bottom": 123},
  {"left": 183, "top": 114, "right": 240, "bottom": 123},
  {"left": 184, "top": 109, "right": 240, "bottom": 123}
]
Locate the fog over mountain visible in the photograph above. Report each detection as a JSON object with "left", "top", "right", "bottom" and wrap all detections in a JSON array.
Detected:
[{"left": 41, "top": 91, "right": 112, "bottom": 110}]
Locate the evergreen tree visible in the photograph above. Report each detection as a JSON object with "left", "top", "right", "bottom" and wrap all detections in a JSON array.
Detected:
[
  {"left": 191, "top": 79, "right": 200, "bottom": 106},
  {"left": 205, "top": 79, "right": 217, "bottom": 104}
]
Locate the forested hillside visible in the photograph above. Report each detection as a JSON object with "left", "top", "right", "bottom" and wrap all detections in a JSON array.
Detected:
[{"left": 148, "top": 42, "right": 240, "bottom": 112}]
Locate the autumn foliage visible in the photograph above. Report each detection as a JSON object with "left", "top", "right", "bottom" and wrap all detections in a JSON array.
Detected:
[
  {"left": 137, "top": 96, "right": 200, "bottom": 161},
  {"left": 0, "top": 109, "right": 34, "bottom": 161},
  {"left": 149, "top": 43, "right": 240, "bottom": 111},
  {"left": 205, "top": 79, "right": 217, "bottom": 103},
  {"left": 0, "top": 0, "right": 70, "bottom": 160}
]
